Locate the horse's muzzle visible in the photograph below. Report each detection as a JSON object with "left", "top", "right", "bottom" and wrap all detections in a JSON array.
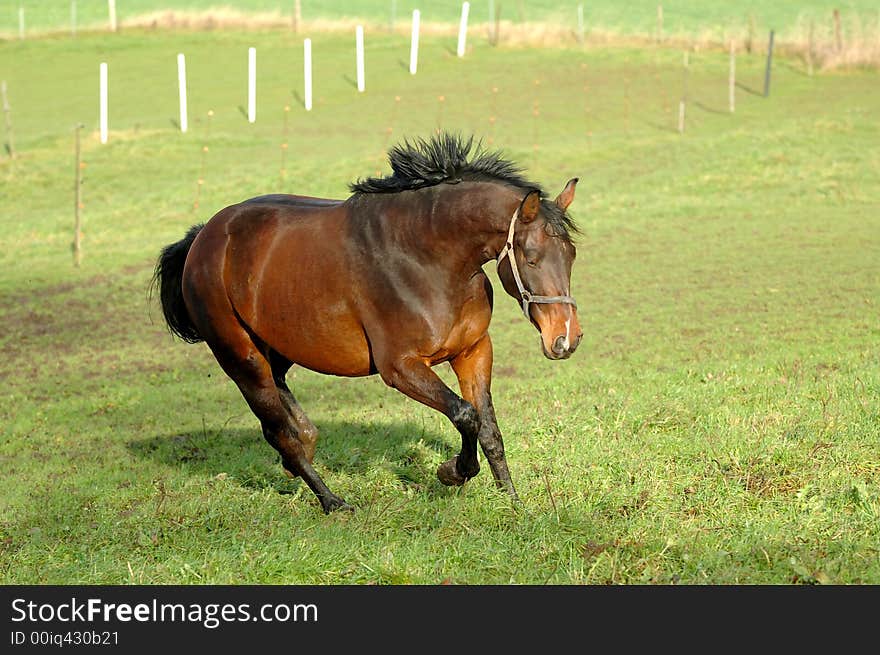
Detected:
[{"left": 544, "top": 332, "right": 583, "bottom": 360}]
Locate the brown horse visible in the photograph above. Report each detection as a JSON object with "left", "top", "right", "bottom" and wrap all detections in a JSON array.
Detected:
[{"left": 153, "top": 134, "right": 582, "bottom": 513}]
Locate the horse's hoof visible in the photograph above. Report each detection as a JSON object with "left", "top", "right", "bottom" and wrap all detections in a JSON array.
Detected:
[
  {"left": 322, "top": 496, "right": 354, "bottom": 514},
  {"left": 437, "top": 457, "right": 467, "bottom": 486}
]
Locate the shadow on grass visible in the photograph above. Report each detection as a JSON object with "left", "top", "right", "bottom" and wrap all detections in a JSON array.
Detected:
[
  {"left": 779, "top": 61, "right": 809, "bottom": 77},
  {"left": 643, "top": 119, "right": 678, "bottom": 134},
  {"left": 127, "top": 419, "right": 456, "bottom": 496},
  {"left": 735, "top": 81, "right": 763, "bottom": 97},
  {"left": 694, "top": 101, "right": 728, "bottom": 116}
]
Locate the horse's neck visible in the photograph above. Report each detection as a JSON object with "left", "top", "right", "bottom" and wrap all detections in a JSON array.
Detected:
[{"left": 423, "top": 183, "right": 517, "bottom": 267}]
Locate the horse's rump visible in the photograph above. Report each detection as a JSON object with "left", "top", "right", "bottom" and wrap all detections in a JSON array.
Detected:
[{"left": 187, "top": 200, "right": 374, "bottom": 377}]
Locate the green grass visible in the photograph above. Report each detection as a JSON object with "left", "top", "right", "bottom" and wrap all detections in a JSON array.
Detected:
[
  {"left": 1, "top": 27, "right": 878, "bottom": 584},
  {"left": 3, "top": 0, "right": 879, "bottom": 37}
]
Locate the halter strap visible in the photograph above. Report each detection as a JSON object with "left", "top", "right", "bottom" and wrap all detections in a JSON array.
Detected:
[{"left": 495, "top": 207, "right": 578, "bottom": 319}]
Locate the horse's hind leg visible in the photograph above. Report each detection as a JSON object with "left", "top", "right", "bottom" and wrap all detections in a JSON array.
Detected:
[
  {"left": 207, "top": 336, "right": 349, "bottom": 514},
  {"left": 269, "top": 351, "right": 319, "bottom": 466},
  {"left": 276, "top": 383, "right": 320, "bottom": 470}
]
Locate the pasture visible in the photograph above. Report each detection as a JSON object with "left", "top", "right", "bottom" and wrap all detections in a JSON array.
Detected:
[
  {"left": 0, "top": 18, "right": 878, "bottom": 583},
  {"left": 4, "top": 1, "right": 880, "bottom": 46}
]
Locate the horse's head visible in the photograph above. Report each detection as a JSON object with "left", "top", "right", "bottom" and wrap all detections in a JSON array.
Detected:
[{"left": 497, "top": 179, "right": 582, "bottom": 360}]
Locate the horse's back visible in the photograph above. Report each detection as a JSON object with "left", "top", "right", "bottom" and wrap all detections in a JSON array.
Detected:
[
  {"left": 185, "top": 195, "right": 374, "bottom": 376},
  {"left": 196, "top": 193, "right": 353, "bottom": 295},
  {"left": 242, "top": 193, "right": 344, "bottom": 209}
]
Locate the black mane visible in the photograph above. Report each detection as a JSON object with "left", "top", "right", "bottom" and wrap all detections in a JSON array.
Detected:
[{"left": 350, "top": 133, "right": 577, "bottom": 239}]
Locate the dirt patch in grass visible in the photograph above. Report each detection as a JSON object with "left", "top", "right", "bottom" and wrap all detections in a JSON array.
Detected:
[
  {"left": 495, "top": 365, "right": 518, "bottom": 378},
  {"left": 4, "top": 275, "right": 109, "bottom": 305},
  {"left": 0, "top": 267, "right": 168, "bottom": 380},
  {"left": 716, "top": 456, "right": 804, "bottom": 498}
]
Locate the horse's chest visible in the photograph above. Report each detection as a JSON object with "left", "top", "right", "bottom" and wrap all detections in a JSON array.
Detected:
[{"left": 426, "top": 280, "right": 492, "bottom": 364}]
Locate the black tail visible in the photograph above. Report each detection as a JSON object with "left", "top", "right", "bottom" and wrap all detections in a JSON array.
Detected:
[{"left": 151, "top": 224, "right": 205, "bottom": 343}]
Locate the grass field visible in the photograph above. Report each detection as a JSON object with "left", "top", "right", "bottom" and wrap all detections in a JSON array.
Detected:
[
  {"left": 1, "top": 22, "right": 879, "bottom": 584},
  {"left": 4, "top": 0, "right": 880, "bottom": 40}
]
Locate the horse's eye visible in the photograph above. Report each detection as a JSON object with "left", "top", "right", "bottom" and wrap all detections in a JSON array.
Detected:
[{"left": 526, "top": 259, "right": 538, "bottom": 268}]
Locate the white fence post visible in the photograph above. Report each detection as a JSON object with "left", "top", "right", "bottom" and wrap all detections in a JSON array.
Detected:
[
  {"left": 177, "top": 54, "right": 188, "bottom": 133},
  {"left": 457, "top": 2, "right": 470, "bottom": 57},
  {"left": 577, "top": 4, "right": 585, "bottom": 44},
  {"left": 304, "top": 39, "right": 313, "bottom": 111},
  {"left": 248, "top": 47, "right": 256, "bottom": 123},
  {"left": 410, "top": 10, "right": 420, "bottom": 74},
  {"left": 108, "top": 0, "right": 117, "bottom": 32},
  {"left": 293, "top": 0, "right": 302, "bottom": 33},
  {"left": 99, "top": 63, "right": 108, "bottom": 144},
  {"left": 356, "top": 26, "right": 366, "bottom": 93}
]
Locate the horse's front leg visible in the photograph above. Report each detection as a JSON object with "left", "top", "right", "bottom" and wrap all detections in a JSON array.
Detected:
[
  {"left": 378, "top": 356, "right": 480, "bottom": 485},
  {"left": 451, "top": 334, "right": 518, "bottom": 499}
]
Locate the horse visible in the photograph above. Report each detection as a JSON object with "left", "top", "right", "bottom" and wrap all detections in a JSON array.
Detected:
[{"left": 152, "top": 133, "right": 582, "bottom": 514}]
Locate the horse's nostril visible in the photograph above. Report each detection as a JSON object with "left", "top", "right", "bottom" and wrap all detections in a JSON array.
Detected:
[{"left": 553, "top": 335, "right": 567, "bottom": 354}]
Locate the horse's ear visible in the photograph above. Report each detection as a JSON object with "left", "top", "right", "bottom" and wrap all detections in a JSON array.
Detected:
[
  {"left": 555, "top": 178, "right": 578, "bottom": 211},
  {"left": 519, "top": 190, "right": 541, "bottom": 223}
]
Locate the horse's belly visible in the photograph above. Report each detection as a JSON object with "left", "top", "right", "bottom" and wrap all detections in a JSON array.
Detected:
[
  {"left": 254, "top": 302, "right": 374, "bottom": 377},
  {"left": 282, "top": 328, "right": 374, "bottom": 377}
]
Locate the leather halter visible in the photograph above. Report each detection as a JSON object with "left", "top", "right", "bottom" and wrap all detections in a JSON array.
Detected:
[{"left": 495, "top": 207, "right": 578, "bottom": 319}]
